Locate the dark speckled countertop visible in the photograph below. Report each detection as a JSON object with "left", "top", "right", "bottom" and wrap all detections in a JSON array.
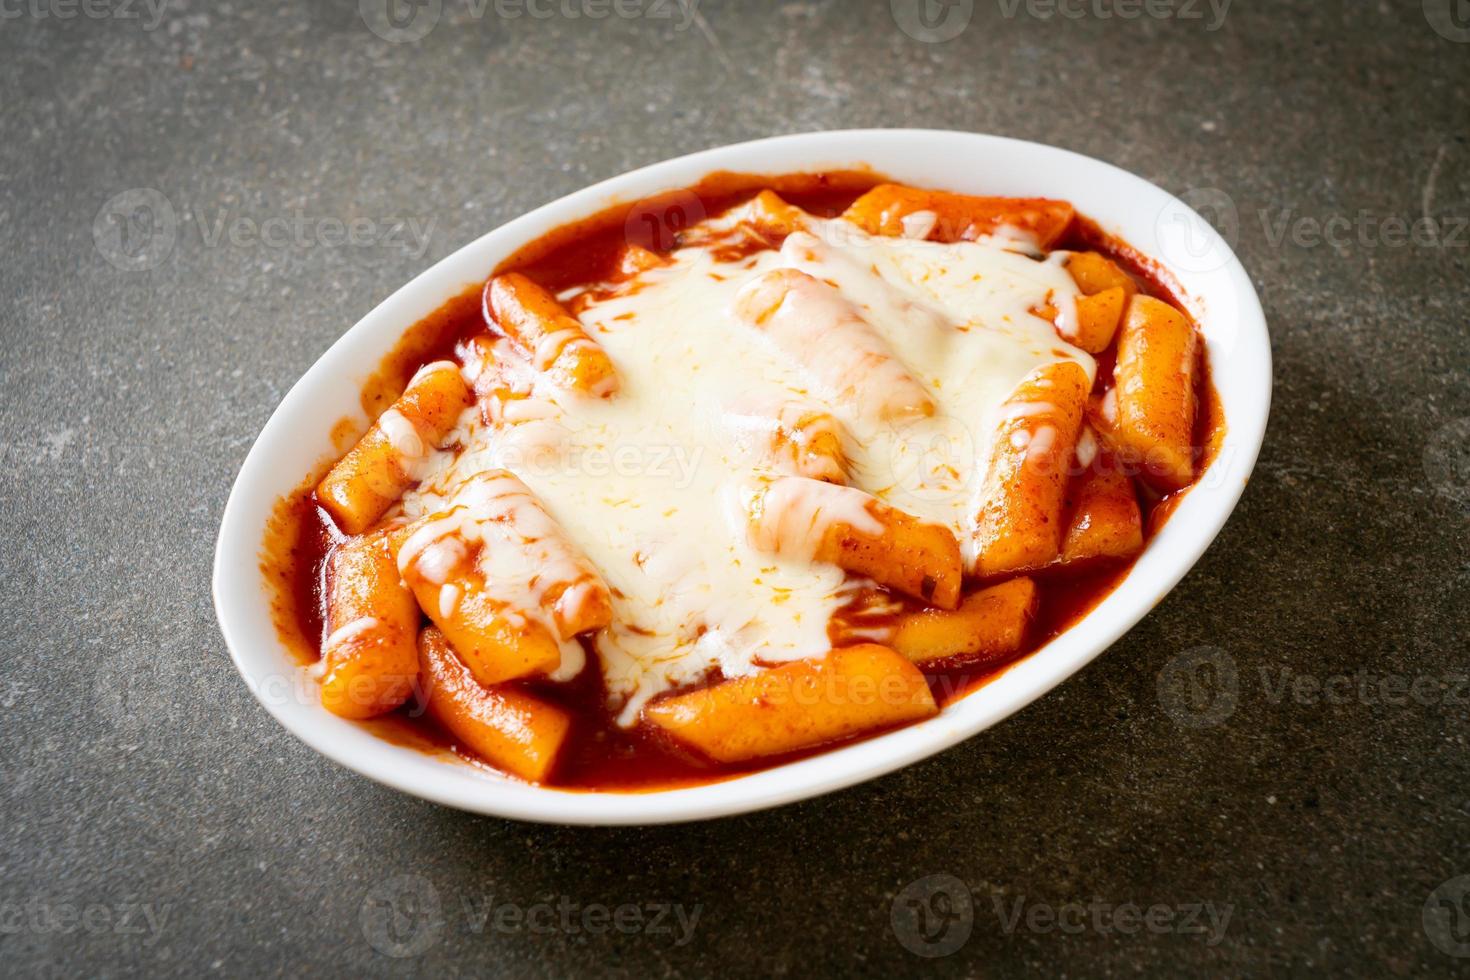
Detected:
[{"left": 2, "top": 0, "right": 1468, "bottom": 975}]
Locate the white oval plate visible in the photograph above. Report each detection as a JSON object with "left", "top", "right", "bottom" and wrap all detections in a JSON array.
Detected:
[{"left": 213, "top": 130, "right": 1270, "bottom": 825}]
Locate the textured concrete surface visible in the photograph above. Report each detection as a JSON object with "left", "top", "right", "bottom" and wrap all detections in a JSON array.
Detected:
[{"left": 2, "top": 0, "right": 1468, "bottom": 975}]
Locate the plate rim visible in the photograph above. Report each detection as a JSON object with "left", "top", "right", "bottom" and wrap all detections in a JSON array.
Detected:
[{"left": 212, "top": 128, "right": 1271, "bottom": 825}]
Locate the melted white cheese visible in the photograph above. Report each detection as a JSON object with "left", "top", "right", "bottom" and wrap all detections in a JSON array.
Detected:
[
  {"left": 398, "top": 471, "right": 597, "bottom": 682},
  {"left": 402, "top": 212, "right": 1092, "bottom": 724}
]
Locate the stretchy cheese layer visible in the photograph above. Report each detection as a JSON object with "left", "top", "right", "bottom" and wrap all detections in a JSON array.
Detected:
[{"left": 402, "top": 215, "right": 1094, "bottom": 724}]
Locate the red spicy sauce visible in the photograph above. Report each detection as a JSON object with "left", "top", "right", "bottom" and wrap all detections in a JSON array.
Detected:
[{"left": 260, "top": 173, "right": 1226, "bottom": 791}]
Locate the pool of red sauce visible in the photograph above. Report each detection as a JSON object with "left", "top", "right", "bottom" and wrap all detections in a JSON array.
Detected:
[{"left": 260, "top": 171, "right": 1226, "bottom": 793}]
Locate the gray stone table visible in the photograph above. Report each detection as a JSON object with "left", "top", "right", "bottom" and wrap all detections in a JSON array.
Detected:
[{"left": 2, "top": 0, "right": 1467, "bottom": 975}]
